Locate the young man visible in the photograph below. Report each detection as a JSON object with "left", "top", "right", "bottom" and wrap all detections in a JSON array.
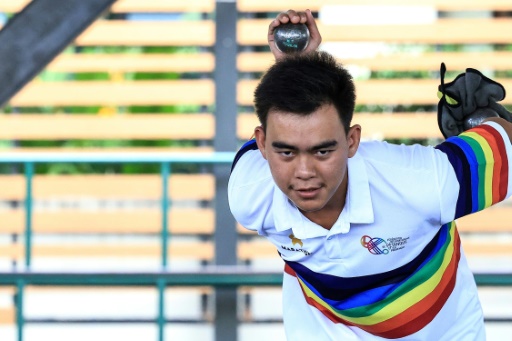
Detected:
[{"left": 228, "top": 10, "right": 512, "bottom": 340}]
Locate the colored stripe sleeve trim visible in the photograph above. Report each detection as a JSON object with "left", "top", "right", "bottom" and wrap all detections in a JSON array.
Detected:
[
  {"left": 435, "top": 142, "right": 472, "bottom": 218},
  {"left": 473, "top": 124, "right": 509, "bottom": 201},
  {"left": 435, "top": 123, "right": 510, "bottom": 219}
]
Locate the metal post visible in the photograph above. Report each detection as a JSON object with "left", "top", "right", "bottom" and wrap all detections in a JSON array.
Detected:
[
  {"left": 161, "top": 163, "right": 170, "bottom": 268},
  {"left": 214, "top": 1, "right": 239, "bottom": 340},
  {"left": 24, "top": 162, "right": 34, "bottom": 268},
  {"left": 157, "top": 278, "right": 166, "bottom": 341},
  {"left": 16, "top": 279, "right": 24, "bottom": 341},
  {"left": 159, "top": 163, "right": 170, "bottom": 341}
]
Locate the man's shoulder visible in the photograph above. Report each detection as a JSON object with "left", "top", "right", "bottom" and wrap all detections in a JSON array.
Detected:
[
  {"left": 231, "top": 139, "right": 259, "bottom": 172},
  {"left": 229, "top": 139, "right": 272, "bottom": 181},
  {"left": 357, "top": 140, "right": 436, "bottom": 167}
]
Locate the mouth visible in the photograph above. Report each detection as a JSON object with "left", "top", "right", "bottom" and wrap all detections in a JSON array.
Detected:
[{"left": 295, "top": 187, "right": 321, "bottom": 199}]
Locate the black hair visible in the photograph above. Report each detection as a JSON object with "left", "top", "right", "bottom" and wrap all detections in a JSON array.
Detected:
[{"left": 254, "top": 51, "right": 356, "bottom": 133}]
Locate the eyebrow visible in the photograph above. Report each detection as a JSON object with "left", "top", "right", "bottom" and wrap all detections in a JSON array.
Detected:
[{"left": 271, "top": 140, "right": 338, "bottom": 152}]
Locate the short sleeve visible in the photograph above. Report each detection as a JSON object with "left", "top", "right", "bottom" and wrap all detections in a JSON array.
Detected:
[
  {"left": 228, "top": 140, "right": 274, "bottom": 234},
  {"left": 434, "top": 121, "right": 512, "bottom": 220}
]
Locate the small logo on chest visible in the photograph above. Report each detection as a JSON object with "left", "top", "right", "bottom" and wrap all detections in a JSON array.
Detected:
[
  {"left": 361, "top": 235, "right": 410, "bottom": 255},
  {"left": 289, "top": 233, "right": 303, "bottom": 247},
  {"left": 281, "top": 234, "right": 311, "bottom": 256}
]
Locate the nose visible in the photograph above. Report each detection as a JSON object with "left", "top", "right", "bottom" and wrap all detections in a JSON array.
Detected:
[{"left": 294, "top": 155, "right": 315, "bottom": 180}]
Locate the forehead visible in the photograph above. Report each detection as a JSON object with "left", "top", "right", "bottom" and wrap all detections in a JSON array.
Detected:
[{"left": 266, "top": 104, "right": 345, "bottom": 143}]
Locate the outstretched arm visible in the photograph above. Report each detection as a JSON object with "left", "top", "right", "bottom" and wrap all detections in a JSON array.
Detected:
[
  {"left": 483, "top": 117, "right": 512, "bottom": 142},
  {"left": 267, "top": 9, "right": 322, "bottom": 60}
]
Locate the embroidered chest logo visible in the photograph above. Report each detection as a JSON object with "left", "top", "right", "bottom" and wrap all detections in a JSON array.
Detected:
[
  {"left": 361, "top": 235, "right": 410, "bottom": 255},
  {"left": 281, "top": 234, "right": 311, "bottom": 256},
  {"left": 289, "top": 233, "right": 303, "bottom": 247}
]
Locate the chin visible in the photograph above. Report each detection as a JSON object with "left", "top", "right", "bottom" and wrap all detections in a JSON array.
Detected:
[
  {"left": 287, "top": 192, "right": 327, "bottom": 212},
  {"left": 295, "top": 201, "right": 325, "bottom": 213}
]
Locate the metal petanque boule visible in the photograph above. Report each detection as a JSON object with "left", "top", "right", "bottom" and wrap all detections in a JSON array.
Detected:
[{"left": 274, "top": 23, "right": 310, "bottom": 53}]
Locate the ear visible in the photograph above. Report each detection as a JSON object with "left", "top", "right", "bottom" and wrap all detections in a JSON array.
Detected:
[
  {"left": 347, "top": 124, "right": 361, "bottom": 158},
  {"left": 254, "top": 125, "right": 268, "bottom": 160}
]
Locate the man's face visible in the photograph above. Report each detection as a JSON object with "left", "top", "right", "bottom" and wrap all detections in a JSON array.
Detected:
[{"left": 254, "top": 104, "right": 361, "bottom": 223}]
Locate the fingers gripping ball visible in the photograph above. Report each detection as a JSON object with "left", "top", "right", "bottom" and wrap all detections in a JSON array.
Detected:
[{"left": 274, "top": 23, "right": 310, "bottom": 53}]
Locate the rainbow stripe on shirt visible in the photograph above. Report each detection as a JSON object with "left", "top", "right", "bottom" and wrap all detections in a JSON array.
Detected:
[
  {"left": 283, "top": 124, "right": 509, "bottom": 338},
  {"left": 435, "top": 124, "right": 509, "bottom": 219},
  {"left": 285, "top": 221, "right": 460, "bottom": 339}
]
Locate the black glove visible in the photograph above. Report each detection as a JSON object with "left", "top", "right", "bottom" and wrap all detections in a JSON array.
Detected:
[{"left": 437, "top": 62, "right": 512, "bottom": 138}]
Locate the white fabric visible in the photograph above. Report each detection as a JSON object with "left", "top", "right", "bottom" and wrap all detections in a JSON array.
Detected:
[{"left": 228, "top": 122, "right": 512, "bottom": 340}]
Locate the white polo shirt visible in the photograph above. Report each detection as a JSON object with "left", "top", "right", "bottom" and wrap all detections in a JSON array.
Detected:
[{"left": 228, "top": 122, "right": 512, "bottom": 340}]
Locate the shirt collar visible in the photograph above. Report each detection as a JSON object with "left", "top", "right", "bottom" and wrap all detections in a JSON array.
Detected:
[
  {"left": 346, "top": 151, "right": 374, "bottom": 225},
  {"left": 273, "top": 152, "right": 374, "bottom": 239}
]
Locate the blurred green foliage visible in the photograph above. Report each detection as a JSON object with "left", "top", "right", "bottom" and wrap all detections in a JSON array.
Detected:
[
  {"left": 0, "top": 44, "right": 208, "bottom": 174},
  {"left": 2, "top": 13, "right": 511, "bottom": 174}
]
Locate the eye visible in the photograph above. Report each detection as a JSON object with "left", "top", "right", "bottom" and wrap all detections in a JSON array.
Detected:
[
  {"left": 316, "top": 150, "right": 332, "bottom": 157},
  {"left": 280, "top": 150, "right": 294, "bottom": 157}
]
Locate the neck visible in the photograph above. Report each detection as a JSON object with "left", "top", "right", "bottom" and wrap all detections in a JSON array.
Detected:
[
  {"left": 301, "top": 177, "right": 348, "bottom": 230},
  {"left": 302, "top": 207, "right": 343, "bottom": 230}
]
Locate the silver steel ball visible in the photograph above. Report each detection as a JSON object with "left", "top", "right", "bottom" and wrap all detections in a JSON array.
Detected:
[{"left": 274, "top": 23, "right": 310, "bottom": 53}]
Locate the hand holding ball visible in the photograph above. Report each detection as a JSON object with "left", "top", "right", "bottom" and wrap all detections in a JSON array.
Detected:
[{"left": 274, "top": 23, "right": 310, "bottom": 53}]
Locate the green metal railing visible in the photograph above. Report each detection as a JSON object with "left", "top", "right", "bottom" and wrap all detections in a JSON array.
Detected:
[
  {"left": 0, "top": 151, "right": 242, "bottom": 341},
  {"left": 0, "top": 269, "right": 511, "bottom": 341},
  {"left": 0, "top": 268, "right": 283, "bottom": 341},
  {"left": 1, "top": 152, "right": 512, "bottom": 341},
  {"left": 0, "top": 151, "right": 236, "bottom": 268}
]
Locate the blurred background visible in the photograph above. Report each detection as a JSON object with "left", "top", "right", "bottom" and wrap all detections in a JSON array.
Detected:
[{"left": 0, "top": 0, "right": 511, "bottom": 340}]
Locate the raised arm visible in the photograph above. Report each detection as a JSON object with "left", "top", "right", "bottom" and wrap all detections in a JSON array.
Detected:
[
  {"left": 483, "top": 117, "right": 512, "bottom": 142},
  {"left": 437, "top": 63, "right": 512, "bottom": 140},
  {"left": 267, "top": 9, "right": 322, "bottom": 60}
]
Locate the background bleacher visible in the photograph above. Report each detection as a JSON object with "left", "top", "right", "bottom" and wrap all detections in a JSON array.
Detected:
[{"left": 0, "top": 0, "right": 511, "bottom": 340}]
